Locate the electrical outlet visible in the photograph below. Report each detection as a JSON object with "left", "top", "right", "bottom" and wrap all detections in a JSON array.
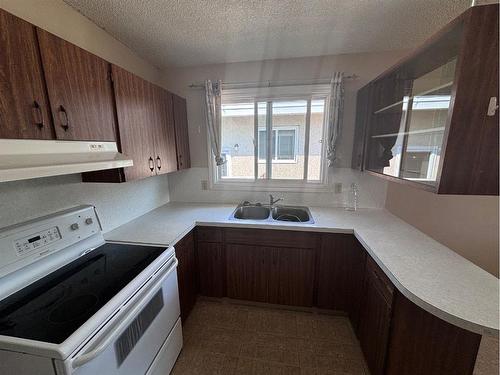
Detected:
[
  {"left": 201, "top": 180, "right": 208, "bottom": 190},
  {"left": 334, "top": 183, "right": 343, "bottom": 194}
]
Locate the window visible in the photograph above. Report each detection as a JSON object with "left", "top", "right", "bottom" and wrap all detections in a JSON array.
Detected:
[
  {"left": 211, "top": 85, "right": 331, "bottom": 190},
  {"left": 258, "top": 127, "right": 298, "bottom": 162}
]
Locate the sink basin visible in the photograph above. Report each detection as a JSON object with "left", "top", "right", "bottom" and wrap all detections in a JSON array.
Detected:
[
  {"left": 232, "top": 205, "right": 270, "bottom": 220},
  {"left": 272, "top": 206, "right": 314, "bottom": 223},
  {"left": 229, "top": 204, "right": 314, "bottom": 223}
]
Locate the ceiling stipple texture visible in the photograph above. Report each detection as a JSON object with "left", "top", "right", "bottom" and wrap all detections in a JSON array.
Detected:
[{"left": 64, "top": 0, "right": 471, "bottom": 68}]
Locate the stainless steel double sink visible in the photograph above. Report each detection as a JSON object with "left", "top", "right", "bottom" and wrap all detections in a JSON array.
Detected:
[{"left": 229, "top": 204, "right": 314, "bottom": 224}]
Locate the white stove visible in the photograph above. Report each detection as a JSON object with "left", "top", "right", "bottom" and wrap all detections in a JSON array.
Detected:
[{"left": 0, "top": 206, "right": 182, "bottom": 375}]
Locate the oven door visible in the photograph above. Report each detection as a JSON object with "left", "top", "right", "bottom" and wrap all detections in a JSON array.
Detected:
[{"left": 58, "top": 254, "right": 181, "bottom": 375}]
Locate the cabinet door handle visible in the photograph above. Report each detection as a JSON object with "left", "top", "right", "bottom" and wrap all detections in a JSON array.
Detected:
[
  {"left": 148, "top": 157, "right": 155, "bottom": 172},
  {"left": 156, "top": 156, "right": 162, "bottom": 171},
  {"left": 58, "top": 105, "right": 69, "bottom": 131},
  {"left": 487, "top": 97, "right": 499, "bottom": 117},
  {"left": 32, "top": 101, "right": 43, "bottom": 129}
]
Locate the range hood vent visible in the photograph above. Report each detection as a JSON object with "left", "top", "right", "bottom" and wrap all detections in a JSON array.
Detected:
[{"left": 0, "top": 139, "right": 133, "bottom": 182}]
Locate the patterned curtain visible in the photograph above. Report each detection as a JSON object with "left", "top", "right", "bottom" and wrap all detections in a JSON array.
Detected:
[
  {"left": 326, "top": 72, "right": 345, "bottom": 166},
  {"left": 204, "top": 80, "right": 224, "bottom": 166}
]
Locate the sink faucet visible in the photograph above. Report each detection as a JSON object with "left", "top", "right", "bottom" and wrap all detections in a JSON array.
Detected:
[{"left": 269, "top": 194, "right": 283, "bottom": 206}]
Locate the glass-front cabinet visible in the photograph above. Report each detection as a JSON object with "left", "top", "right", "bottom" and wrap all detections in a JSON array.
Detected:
[
  {"left": 367, "top": 58, "right": 458, "bottom": 187},
  {"left": 357, "top": 4, "right": 499, "bottom": 195}
]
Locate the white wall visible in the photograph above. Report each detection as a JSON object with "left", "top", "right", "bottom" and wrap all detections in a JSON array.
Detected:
[
  {"left": 163, "top": 51, "right": 408, "bottom": 207},
  {"left": 0, "top": 174, "right": 170, "bottom": 232},
  {"left": 385, "top": 181, "right": 500, "bottom": 277},
  {"left": 0, "top": 0, "right": 170, "bottom": 231}
]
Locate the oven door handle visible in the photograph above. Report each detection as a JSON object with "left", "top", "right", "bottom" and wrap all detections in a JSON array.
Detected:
[{"left": 71, "top": 256, "right": 178, "bottom": 369}]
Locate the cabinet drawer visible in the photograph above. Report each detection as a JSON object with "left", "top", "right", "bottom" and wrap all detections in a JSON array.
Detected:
[
  {"left": 366, "top": 256, "right": 394, "bottom": 303},
  {"left": 196, "top": 226, "right": 223, "bottom": 243},
  {"left": 224, "top": 228, "right": 318, "bottom": 249}
]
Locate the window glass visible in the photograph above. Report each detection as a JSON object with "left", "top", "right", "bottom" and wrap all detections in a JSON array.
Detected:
[
  {"left": 216, "top": 90, "right": 329, "bottom": 186},
  {"left": 220, "top": 102, "right": 255, "bottom": 179},
  {"left": 257, "top": 102, "right": 268, "bottom": 179},
  {"left": 307, "top": 99, "right": 326, "bottom": 181},
  {"left": 277, "top": 130, "right": 295, "bottom": 160},
  {"left": 271, "top": 100, "right": 306, "bottom": 179}
]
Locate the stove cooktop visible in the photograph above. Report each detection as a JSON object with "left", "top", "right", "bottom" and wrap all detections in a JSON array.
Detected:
[{"left": 0, "top": 243, "right": 167, "bottom": 344}]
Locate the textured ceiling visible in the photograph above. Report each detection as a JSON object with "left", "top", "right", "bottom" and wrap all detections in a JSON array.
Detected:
[{"left": 64, "top": 0, "right": 471, "bottom": 69}]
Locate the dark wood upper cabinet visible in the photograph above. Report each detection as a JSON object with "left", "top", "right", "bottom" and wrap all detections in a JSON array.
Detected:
[
  {"left": 437, "top": 4, "right": 499, "bottom": 195},
  {"left": 84, "top": 67, "right": 182, "bottom": 182},
  {"left": 0, "top": 9, "right": 53, "bottom": 140},
  {"left": 355, "top": 4, "right": 499, "bottom": 195},
  {"left": 153, "top": 89, "right": 178, "bottom": 174},
  {"left": 171, "top": 94, "right": 191, "bottom": 170},
  {"left": 110, "top": 65, "right": 156, "bottom": 181},
  {"left": 36, "top": 28, "right": 117, "bottom": 141}
]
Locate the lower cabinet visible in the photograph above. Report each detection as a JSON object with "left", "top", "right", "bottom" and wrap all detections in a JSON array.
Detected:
[
  {"left": 226, "top": 244, "right": 315, "bottom": 307},
  {"left": 357, "top": 257, "right": 394, "bottom": 375},
  {"left": 197, "top": 241, "right": 226, "bottom": 298},
  {"left": 385, "top": 292, "right": 481, "bottom": 375},
  {"left": 174, "top": 231, "right": 197, "bottom": 322},
  {"left": 269, "top": 246, "right": 315, "bottom": 307},
  {"left": 226, "top": 244, "right": 269, "bottom": 303},
  {"left": 188, "top": 226, "right": 483, "bottom": 375},
  {"left": 316, "top": 234, "right": 366, "bottom": 331}
]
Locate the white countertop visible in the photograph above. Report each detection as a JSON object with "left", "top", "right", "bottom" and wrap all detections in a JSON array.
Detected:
[{"left": 105, "top": 202, "right": 499, "bottom": 336}]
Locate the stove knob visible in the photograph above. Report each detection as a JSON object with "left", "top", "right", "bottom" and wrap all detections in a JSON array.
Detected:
[
  {"left": 85, "top": 218, "right": 93, "bottom": 225},
  {"left": 70, "top": 223, "right": 79, "bottom": 231}
]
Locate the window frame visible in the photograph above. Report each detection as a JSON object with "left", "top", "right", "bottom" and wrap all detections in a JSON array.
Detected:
[{"left": 208, "top": 87, "right": 333, "bottom": 192}]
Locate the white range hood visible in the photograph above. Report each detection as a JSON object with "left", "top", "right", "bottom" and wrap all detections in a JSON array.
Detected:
[{"left": 0, "top": 139, "right": 133, "bottom": 182}]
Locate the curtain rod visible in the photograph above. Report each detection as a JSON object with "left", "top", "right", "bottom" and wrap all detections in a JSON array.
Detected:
[{"left": 188, "top": 74, "right": 358, "bottom": 89}]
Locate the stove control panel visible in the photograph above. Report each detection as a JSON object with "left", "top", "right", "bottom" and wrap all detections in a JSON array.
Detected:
[
  {"left": 14, "top": 226, "right": 61, "bottom": 256},
  {"left": 0, "top": 205, "right": 102, "bottom": 281}
]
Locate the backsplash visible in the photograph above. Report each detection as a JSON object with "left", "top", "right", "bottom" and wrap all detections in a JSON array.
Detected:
[
  {"left": 0, "top": 173, "right": 170, "bottom": 232},
  {"left": 167, "top": 167, "right": 388, "bottom": 208}
]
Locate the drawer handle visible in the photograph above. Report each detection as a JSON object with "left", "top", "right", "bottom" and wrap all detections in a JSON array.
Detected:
[
  {"left": 58, "top": 105, "right": 69, "bottom": 131},
  {"left": 32, "top": 101, "right": 43, "bottom": 129},
  {"left": 156, "top": 156, "right": 162, "bottom": 171}
]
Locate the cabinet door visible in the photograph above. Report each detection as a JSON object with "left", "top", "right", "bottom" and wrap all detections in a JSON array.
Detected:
[
  {"left": 111, "top": 65, "right": 156, "bottom": 181},
  {"left": 36, "top": 28, "right": 116, "bottom": 141},
  {"left": 385, "top": 292, "right": 481, "bottom": 375},
  {"left": 226, "top": 244, "right": 270, "bottom": 302},
  {"left": 269, "top": 247, "right": 316, "bottom": 307},
  {"left": 357, "top": 258, "right": 394, "bottom": 375},
  {"left": 197, "top": 242, "right": 225, "bottom": 297},
  {"left": 171, "top": 94, "right": 191, "bottom": 170},
  {"left": 0, "top": 9, "right": 53, "bottom": 139},
  {"left": 438, "top": 4, "right": 499, "bottom": 195},
  {"left": 175, "top": 232, "right": 197, "bottom": 322},
  {"left": 151, "top": 88, "right": 178, "bottom": 174},
  {"left": 316, "top": 234, "right": 366, "bottom": 331}
]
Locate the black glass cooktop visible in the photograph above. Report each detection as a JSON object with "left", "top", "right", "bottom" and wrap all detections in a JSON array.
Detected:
[{"left": 0, "top": 243, "right": 167, "bottom": 344}]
